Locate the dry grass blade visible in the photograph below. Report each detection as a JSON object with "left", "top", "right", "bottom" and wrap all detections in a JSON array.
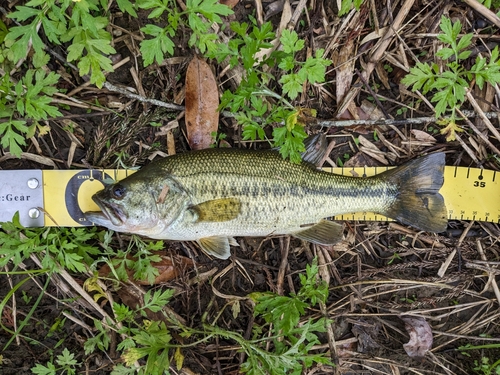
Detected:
[{"left": 336, "top": 0, "right": 416, "bottom": 116}]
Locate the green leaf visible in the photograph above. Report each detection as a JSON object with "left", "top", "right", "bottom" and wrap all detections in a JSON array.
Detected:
[
  {"left": 231, "top": 21, "right": 248, "bottom": 37},
  {"left": 249, "top": 96, "right": 268, "bottom": 117},
  {"left": 41, "top": 17, "right": 65, "bottom": 45},
  {"left": 89, "top": 36, "right": 116, "bottom": 55},
  {"left": 7, "top": 6, "right": 41, "bottom": 22},
  {"left": 280, "top": 29, "right": 304, "bottom": 54},
  {"left": 492, "top": 46, "right": 499, "bottom": 61},
  {"left": 401, "top": 62, "right": 436, "bottom": 93},
  {"left": 436, "top": 47, "right": 454, "bottom": 60},
  {"left": 437, "top": 16, "right": 455, "bottom": 45},
  {"left": 456, "top": 33, "right": 473, "bottom": 52},
  {"left": 278, "top": 55, "right": 295, "bottom": 71},
  {"left": 251, "top": 21, "right": 274, "bottom": 42},
  {"left": 190, "top": 0, "right": 233, "bottom": 22},
  {"left": 56, "top": 348, "right": 79, "bottom": 368},
  {"left": 458, "top": 50, "right": 472, "bottom": 60},
  {"left": 188, "top": 12, "right": 209, "bottom": 33},
  {"left": 143, "top": 289, "right": 174, "bottom": 312},
  {"left": 77, "top": 52, "right": 113, "bottom": 88},
  {"left": 138, "top": 0, "right": 170, "bottom": 18},
  {"left": 339, "top": 0, "right": 354, "bottom": 16},
  {"left": 302, "top": 51, "right": 331, "bottom": 84},
  {"left": 66, "top": 41, "right": 85, "bottom": 62},
  {"left": 32, "top": 51, "right": 50, "bottom": 68},
  {"left": 432, "top": 87, "right": 454, "bottom": 117},
  {"left": 140, "top": 26, "right": 175, "bottom": 66},
  {"left": 192, "top": 31, "right": 217, "bottom": 54},
  {"left": 62, "top": 252, "right": 86, "bottom": 273},
  {"left": 0, "top": 19, "right": 7, "bottom": 43},
  {"left": 0, "top": 120, "right": 28, "bottom": 156},
  {"left": 280, "top": 73, "right": 303, "bottom": 100},
  {"left": 116, "top": 0, "right": 138, "bottom": 17},
  {"left": 5, "top": 22, "right": 45, "bottom": 63},
  {"left": 273, "top": 123, "right": 307, "bottom": 163},
  {"left": 31, "top": 363, "right": 56, "bottom": 375},
  {"left": 240, "top": 115, "right": 265, "bottom": 140}
]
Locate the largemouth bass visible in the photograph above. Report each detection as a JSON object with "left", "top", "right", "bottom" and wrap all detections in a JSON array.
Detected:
[{"left": 85, "top": 150, "right": 447, "bottom": 259}]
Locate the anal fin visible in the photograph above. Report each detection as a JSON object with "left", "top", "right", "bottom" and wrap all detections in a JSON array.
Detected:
[
  {"left": 197, "top": 236, "right": 238, "bottom": 259},
  {"left": 292, "top": 220, "right": 343, "bottom": 245}
]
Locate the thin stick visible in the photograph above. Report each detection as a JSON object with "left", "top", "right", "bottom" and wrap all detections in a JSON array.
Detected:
[{"left": 103, "top": 82, "right": 185, "bottom": 111}]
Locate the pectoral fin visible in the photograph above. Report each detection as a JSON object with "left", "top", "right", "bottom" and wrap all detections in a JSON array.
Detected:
[
  {"left": 197, "top": 236, "right": 239, "bottom": 259},
  {"left": 190, "top": 198, "right": 241, "bottom": 222},
  {"left": 293, "top": 220, "right": 343, "bottom": 245}
]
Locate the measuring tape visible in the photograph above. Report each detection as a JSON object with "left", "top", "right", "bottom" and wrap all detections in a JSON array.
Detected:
[{"left": 0, "top": 166, "right": 498, "bottom": 227}]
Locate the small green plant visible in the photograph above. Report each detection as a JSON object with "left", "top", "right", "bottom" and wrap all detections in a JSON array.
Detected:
[
  {"left": 21, "top": 290, "right": 32, "bottom": 304},
  {"left": 82, "top": 258, "right": 332, "bottom": 374},
  {"left": 6, "top": 0, "right": 117, "bottom": 88},
  {"left": 211, "top": 21, "right": 331, "bottom": 162},
  {"left": 387, "top": 252, "right": 401, "bottom": 265},
  {"left": 338, "top": 0, "right": 365, "bottom": 16},
  {"left": 0, "top": 213, "right": 100, "bottom": 272},
  {"left": 459, "top": 344, "right": 500, "bottom": 375},
  {"left": 210, "top": 131, "right": 228, "bottom": 147},
  {"left": 0, "top": 67, "right": 61, "bottom": 156},
  {"left": 399, "top": 294, "right": 417, "bottom": 304},
  {"left": 138, "top": 0, "right": 233, "bottom": 65},
  {"left": 402, "top": 16, "right": 500, "bottom": 141},
  {"left": 477, "top": 0, "right": 500, "bottom": 9},
  {"left": 474, "top": 356, "right": 500, "bottom": 375},
  {"left": 93, "top": 234, "right": 164, "bottom": 284},
  {"left": 31, "top": 348, "right": 81, "bottom": 375},
  {"left": 244, "top": 259, "right": 332, "bottom": 374}
]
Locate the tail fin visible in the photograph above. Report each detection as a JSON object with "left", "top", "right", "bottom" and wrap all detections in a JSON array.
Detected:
[{"left": 382, "top": 153, "right": 448, "bottom": 233}]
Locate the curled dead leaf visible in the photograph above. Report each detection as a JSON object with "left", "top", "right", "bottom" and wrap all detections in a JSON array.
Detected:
[
  {"left": 411, "top": 129, "right": 437, "bottom": 143},
  {"left": 401, "top": 316, "right": 433, "bottom": 359}
]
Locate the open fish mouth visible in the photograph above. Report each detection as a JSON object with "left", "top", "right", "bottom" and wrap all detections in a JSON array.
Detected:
[{"left": 87, "top": 195, "right": 126, "bottom": 227}]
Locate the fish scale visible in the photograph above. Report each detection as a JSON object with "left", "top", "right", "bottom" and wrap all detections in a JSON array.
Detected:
[{"left": 162, "top": 150, "right": 394, "bottom": 227}]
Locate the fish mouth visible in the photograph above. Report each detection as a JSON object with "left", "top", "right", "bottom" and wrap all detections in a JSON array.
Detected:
[{"left": 87, "top": 195, "right": 126, "bottom": 227}]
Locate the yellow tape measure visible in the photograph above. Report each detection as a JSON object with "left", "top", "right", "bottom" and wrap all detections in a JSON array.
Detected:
[
  {"left": 1, "top": 166, "right": 498, "bottom": 227},
  {"left": 326, "top": 165, "right": 499, "bottom": 223}
]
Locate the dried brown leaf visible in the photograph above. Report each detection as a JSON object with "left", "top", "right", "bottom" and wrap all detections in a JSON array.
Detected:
[
  {"left": 401, "top": 316, "right": 433, "bottom": 359},
  {"left": 185, "top": 56, "right": 219, "bottom": 150},
  {"left": 220, "top": 0, "right": 239, "bottom": 8},
  {"left": 360, "top": 99, "right": 385, "bottom": 120},
  {"left": 411, "top": 129, "right": 436, "bottom": 143},
  {"left": 333, "top": 39, "right": 356, "bottom": 103}
]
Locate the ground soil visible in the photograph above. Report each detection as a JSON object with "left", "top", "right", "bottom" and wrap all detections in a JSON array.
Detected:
[{"left": 1, "top": 1, "right": 500, "bottom": 374}]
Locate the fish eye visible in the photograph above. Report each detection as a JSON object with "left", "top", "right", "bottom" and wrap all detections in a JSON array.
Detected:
[{"left": 111, "top": 184, "right": 126, "bottom": 199}]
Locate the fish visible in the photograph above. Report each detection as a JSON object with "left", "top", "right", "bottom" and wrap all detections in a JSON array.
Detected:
[{"left": 85, "top": 149, "right": 448, "bottom": 259}]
